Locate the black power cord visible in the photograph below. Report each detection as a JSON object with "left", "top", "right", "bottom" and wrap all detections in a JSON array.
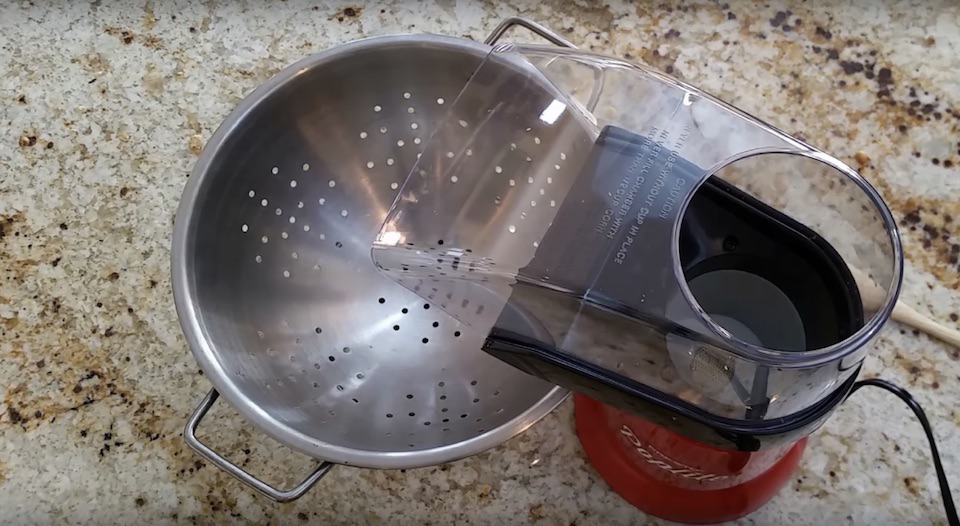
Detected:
[{"left": 847, "top": 378, "right": 958, "bottom": 526}]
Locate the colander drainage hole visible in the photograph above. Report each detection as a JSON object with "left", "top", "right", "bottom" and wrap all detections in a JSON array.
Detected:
[
  {"left": 460, "top": 414, "right": 468, "bottom": 419},
  {"left": 271, "top": 166, "right": 279, "bottom": 174},
  {"left": 441, "top": 407, "right": 448, "bottom": 412},
  {"left": 378, "top": 297, "right": 386, "bottom": 304},
  {"left": 401, "top": 308, "right": 409, "bottom": 314},
  {"left": 408, "top": 412, "right": 415, "bottom": 417},
  {"left": 454, "top": 331, "right": 461, "bottom": 337},
  {"left": 437, "top": 381, "right": 445, "bottom": 387},
  {"left": 301, "top": 163, "right": 309, "bottom": 171},
  {"left": 472, "top": 398, "right": 480, "bottom": 403},
  {"left": 335, "top": 241, "right": 343, "bottom": 248},
  {"left": 421, "top": 338, "right": 429, "bottom": 344},
  {"left": 393, "top": 325, "right": 400, "bottom": 331},
  {"left": 470, "top": 380, "right": 478, "bottom": 386},
  {"left": 328, "top": 356, "right": 335, "bottom": 362},
  {"left": 424, "top": 421, "right": 431, "bottom": 426},
  {"left": 442, "top": 418, "right": 449, "bottom": 423},
  {"left": 336, "top": 385, "right": 344, "bottom": 391},
  {"left": 432, "top": 321, "right": 439, "bottom": 327},
  {"left": 423, "top": 304, "right": 430, "bottom": 310},
  {"left": 342, "top": 347, "right": 350, "bottom": 354},
  {"left": 356, "top": 373, "right": 364, "bottom": 379},
  {"left": 440, "top": 395, "right": 447, "bottom": 401},
  {"left": 406, "top": 394, "right": 414, "bottom": 399},
  {"left": 312, "top": 382, "right": 319, "bottom": 388},
  {"left": 315, "top": 327, "right": 322, "bottom": 334},
  {"left": 386, "top": 413, "right": 393, "bottom": 418}
]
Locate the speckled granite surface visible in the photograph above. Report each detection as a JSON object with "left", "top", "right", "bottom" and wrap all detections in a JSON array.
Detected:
[{"left": 1, "top": 0, "right": 958, "bottom": 524}]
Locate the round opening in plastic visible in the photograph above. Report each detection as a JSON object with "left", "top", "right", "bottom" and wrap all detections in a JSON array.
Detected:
[{"left": 678, "top": 150, "right": 901, "bottom": 356}]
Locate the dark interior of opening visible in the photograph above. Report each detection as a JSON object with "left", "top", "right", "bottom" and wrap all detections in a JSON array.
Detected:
[{"left": 679, "top": 175, "right": 864, "bottom": 352}]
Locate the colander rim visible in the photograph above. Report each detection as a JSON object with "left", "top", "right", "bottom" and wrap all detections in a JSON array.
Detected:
[{"left": 171, "top": 32, "right": 568, "bottom": 469}]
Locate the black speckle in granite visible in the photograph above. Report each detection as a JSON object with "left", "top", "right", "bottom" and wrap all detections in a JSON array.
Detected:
[
  {"left": 840, "top": 61, "right": 864, "bottom": 74},
  {"left": 770, "top": 11, "right": 789, "bottom": 27},
  {"left": 877, "top": 67, "right": 893, "bottom": 86}
]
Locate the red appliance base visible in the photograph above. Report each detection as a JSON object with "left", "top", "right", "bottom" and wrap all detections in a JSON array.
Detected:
[{"left": 574, "top": 394, "right": 806, "bottom": 524}]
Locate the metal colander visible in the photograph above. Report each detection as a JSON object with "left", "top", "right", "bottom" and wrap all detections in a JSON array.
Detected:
[{"left": 172, "top": 20, "right": 573, "bottom": 502}]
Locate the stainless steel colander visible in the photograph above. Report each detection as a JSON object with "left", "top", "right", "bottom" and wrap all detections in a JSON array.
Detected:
[{"left": 172, "top": 19, "right": 574, "bottom": 502}]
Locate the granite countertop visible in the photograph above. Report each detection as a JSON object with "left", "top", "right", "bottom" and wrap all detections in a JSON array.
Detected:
[{"left": 1, "top": 1, "right": 959, "bottom": 524}]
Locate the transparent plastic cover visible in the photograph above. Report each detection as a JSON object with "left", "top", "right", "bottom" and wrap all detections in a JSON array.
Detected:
[{"left": 373, "top": 44, "right": 902, "bottom": 421}]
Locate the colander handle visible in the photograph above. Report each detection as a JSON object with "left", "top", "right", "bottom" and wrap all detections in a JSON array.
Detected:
[
  {"left": 484, "top": 18, "right": 605, "bottom": 112},
  {"left": 184, "top": 389, "right": 334, "bottom": 503},
  {"left": 484, "top": 17, "right": 577, "bottom": 48}
]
